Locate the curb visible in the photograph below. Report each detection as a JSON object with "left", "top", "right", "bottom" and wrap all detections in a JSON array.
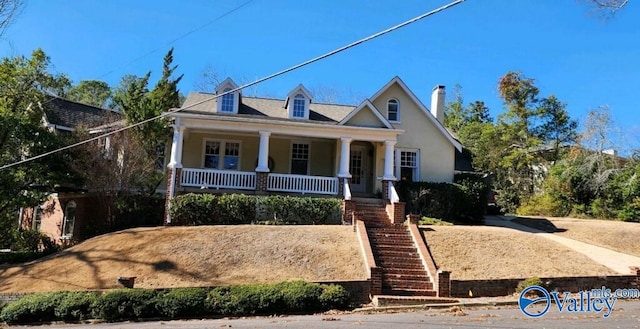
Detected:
[{"left": 353, "top": 299, "right": 519, "bottom": 312}]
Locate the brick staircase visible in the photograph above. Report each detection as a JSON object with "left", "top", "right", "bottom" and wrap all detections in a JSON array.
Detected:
[{"left": 354, "top": 198, "right": 436, "bottom": 297}]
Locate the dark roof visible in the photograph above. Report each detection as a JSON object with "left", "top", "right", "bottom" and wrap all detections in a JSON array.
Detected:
[
  {"left": 181, "top": 92, "right": 355, "bottom": 123},
  {"left": 455, "top": 148, "right": 475, "bottom": 172},
  {"left": 43, "top": 96, "right": 123, "bottom": 129}
]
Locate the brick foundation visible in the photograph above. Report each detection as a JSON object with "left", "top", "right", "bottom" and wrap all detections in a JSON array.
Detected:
[
  {"left": 437, "top": 271, "right": 451, "bottom": 297},
  {"left": 342, "top": 200, "right": 356, "bottom": 224},
  {"left": 163, "top": 167, "right": 182, "bottom": 225},
  {"left": 384, "top": 201, "right": 406, "bottom": 224},
  {"left": 381, "top": 180, "right": 390, "bottom": 202},
  {"left": 406, "top": 213, "right": 421, "bottom": 224},
  {"left": 256, "top": 171, "right": 268, "bottom": 194},
  {"left": 370, "top": 267, "right": 383, "bottom": 295}
]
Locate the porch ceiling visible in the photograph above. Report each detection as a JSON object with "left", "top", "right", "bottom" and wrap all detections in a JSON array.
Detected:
[{"left": 172, "top": 112, "right": 404, "bottom": 142}]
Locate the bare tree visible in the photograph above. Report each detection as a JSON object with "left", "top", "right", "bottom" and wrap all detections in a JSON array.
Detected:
[
  {"left": 583, "top": 0, "right": 630, "bottom": 15},
  {"left": 0, "top": 0, "right": 24, "bottom": 37}
]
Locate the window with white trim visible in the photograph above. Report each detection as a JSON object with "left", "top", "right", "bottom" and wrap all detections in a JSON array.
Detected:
[
  {"left": 292, "top": 94, "right": 306, "bottom": 118},
  {"left": 290, "top": 143, "right": 310, "bottom": 175},
  {"left": 33, "top": 206, "right": 43, "bottom": 231},
  {"left": 395, "top": 149, "right": 419, "bottom": 182},
  {"left": 204, "top": 140, "right": 241, "bottom": 170},
  {"left": 388, "top": 99, "right": 399, "bottom": 122},
  {"left": 220, "top": 88, "right": 234, "bottom": 113},
  {"left": 62, "top": 201, "right": 76, "bottom": 238}
]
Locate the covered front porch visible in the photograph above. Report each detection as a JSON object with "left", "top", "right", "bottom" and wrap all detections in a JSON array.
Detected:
[{"left": 164, "top": 113, "right": 404, "bottom": 221}]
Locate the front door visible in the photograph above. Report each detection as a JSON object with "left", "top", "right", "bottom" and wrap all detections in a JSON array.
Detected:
[{"left": 350, "top": 146, "right": 366, "bottom": 193}]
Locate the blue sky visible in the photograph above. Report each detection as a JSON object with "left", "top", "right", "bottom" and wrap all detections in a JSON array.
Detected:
[{"left": 1, "top": 0, "right": 639, "bottom": 147}]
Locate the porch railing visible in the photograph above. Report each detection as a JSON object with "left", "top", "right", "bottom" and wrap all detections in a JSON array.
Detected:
[
  {"left": 388, "top": 181, "right": 400, "bottom": 203},
  {"left": 181, "top": 168, "right": 256, "bottom": 190},
  {"left": 267, "top": 173, "right": 339, "bottom": 195}
]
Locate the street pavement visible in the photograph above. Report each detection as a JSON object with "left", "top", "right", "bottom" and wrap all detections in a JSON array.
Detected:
[{"left": 13, "top": 300, "right": 640, "bottom": 329}]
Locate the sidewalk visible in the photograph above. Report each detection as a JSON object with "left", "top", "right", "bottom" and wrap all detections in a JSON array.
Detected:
[{"left": 484, "top": 216, "right": 640, "bottom": 275}]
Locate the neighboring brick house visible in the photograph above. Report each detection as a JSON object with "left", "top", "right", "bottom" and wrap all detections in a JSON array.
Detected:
[
  {"left": 18, "top": 96, "right": 124, "bottom": 244},
  {"left": 163, "top": 76, "right": 462, "bottom": 223}
]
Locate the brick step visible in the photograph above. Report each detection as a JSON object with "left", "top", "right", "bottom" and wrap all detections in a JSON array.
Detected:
[
  {"left": 368, "top": 236, "right": 413, "bottom": 242},
  {"left": 369, "top": 240, "right": 415, "bottom": 248},
  {"left": 383, "top": 268, "right": 431, "bottom": 276},
  {"left": 369, "top": 239, "right": 414, "bottom": 246},
  {"left": 384, "top": 277, "right": 433, "bottom": 285},
  {"left": 373, "top": 295, "right": 459, "bottom": 307},
  {"left": 382, "top": 288, "right": 437, "bottom": 297},
  {"left": 385, "top": 285, "right": 434, "bottom": 292},
  {"left": 373, "top": 250, "right": 420, "bottom": 258},
  {"left": 367, "top": 227, "right": 407, "bottom": 232},
  {"left": 367, "top": 230, "right": 411, "bottom": 236},
  {"left": 382, "top": 273, "right": 430, "bottom": 282},
  {"left": 384, "top": 281, "right": 433, "bottom": 289},
  {"left": 376, "top": 261, "right": 425, "bottom": 269},
  {"left": 374, "top": 245, "right": 418, "bottom": 251}
]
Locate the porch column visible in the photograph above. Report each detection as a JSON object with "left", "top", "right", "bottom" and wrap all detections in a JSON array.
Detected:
[
  {"left": 167, "top": 119, "right": 185, "bottom": 170},
  {"left": 255, "top": 131, "right": 271, "bottom": 172},
  {"left": 165, "top": 121, "right": 185, "bottom": 225},
  {"left": 338, "top": 137, "right": 352, "bottom": 178},
  {"left": 383, "top": 140, "right": 396, "bottom": 180}
]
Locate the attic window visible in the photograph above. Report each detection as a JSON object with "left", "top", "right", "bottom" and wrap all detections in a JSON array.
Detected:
[
  {"left": 220, "top": 88, "right": 234, "bottom": 113},
  {"left": 388, "top": 99, "right": 399, "bottom": 122},
  {"left": 292, "top": 94, "right": 305, "bottom": 118}
]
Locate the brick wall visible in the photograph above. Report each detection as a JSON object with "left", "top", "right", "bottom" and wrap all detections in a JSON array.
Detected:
[
  {"left": 256, "top": 172, "right": 268, "bottom": 194},
  {"left": 342, "top": 200, "right": 356, "bottom": 224},
  {"left": 370, "top": 267, "right": 383, "bottom": 296},
  {"left": 317, "top": 280, "right": 371, "bottom": 305},
  {"left": 450, "top": 274, "right": 640, "bottom": 298}
]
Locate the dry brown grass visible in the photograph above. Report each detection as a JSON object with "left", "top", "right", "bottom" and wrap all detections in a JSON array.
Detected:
[
  {"left": 546, "top": 217, "right": 640, "bottom": 257},
  {"left": 0, "top": 226, "right": 366, "bottom": 293},
  {"left": 421, "top": 226, "right": 617, "bottom": 280}
]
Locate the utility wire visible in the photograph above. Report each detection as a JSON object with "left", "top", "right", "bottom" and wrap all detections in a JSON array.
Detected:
[
  {"left": 97, "top": 0, "right": 256, "bottom": 80},
  {"left": 0, "top": 0, "right": 467, "bottom": 171}
]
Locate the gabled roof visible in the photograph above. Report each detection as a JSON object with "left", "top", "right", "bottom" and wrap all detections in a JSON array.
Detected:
[
  {"left": 42, "top": 96, "right": 123, "bottom": 130},
  {"left": 284, "top": 84, "right": 313, "bottom": 108},
  {"left": 338, "top": 99, "right": 393, "bottom": 129},
  {"left": 180, "top": 92, "right": 355, "bottom": 123},
  {"left": 215, "top": 77, "right": 239, "bottom": 94},
  {"left": 369, "top": 76, "right": 462, "bottom": 152}
]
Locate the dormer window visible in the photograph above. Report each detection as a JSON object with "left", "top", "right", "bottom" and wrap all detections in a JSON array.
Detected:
[
  {"left": 215, "top": 77, "right": 240, "bottom": 114},
  {"left": 220, "top": 88, "right": 234, "bottom": 113},
  {"left": 292, "top": 94, "right": 305, "bottom": 118},
  {"left": 388, "top": 99, "right": 399, "bottom": 122},
  {"left": 285, "top": 84, "right": 312, "bottom": 120}
]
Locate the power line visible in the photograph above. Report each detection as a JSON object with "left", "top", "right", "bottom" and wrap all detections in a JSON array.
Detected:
[
  {"left": 97, "top": 0, "right": 256, "bottom": 80},
  {"left": 0, "top": 0, "right": 467, "bottom": 171}
]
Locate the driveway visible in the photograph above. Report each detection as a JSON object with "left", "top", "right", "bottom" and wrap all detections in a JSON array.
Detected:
[{"left": 484, "top": 215, "right": 640, "bottom": 274}]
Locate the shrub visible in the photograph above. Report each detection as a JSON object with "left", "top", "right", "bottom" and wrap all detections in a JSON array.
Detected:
[
  {"left": 10, "top": 229, "right": 59, "bottom": 254},
  {"left": 418, "top": 217, "right": 453, "bottom": 226},
  {"left": 169, "top": 193, "right": 218, "bottom": 225},
  {"left": 54, "top": 292, "right": 98, "bottom": 321},
  {"left": 206, "top": 281, "right": 351, "bottom": 316},
  {"left": 454, "top": 173, "right": 490, "bottom": 218},
  {"left": 154, "top": 287, "right": 210, "bottom": 318},
  {"left": 517, "top": 193, "right": 570, "bottom": 217},
  {"left": 0, "top": 292, "right": 69, "bottom": 324},
  {"left": 217, "top": 194, "right": 256, "bottom": 224},
  {"left": 169, "top": 194, "right": 342, "bottom": 226},
  {"left": 397, "top": 180, "right": 485, "bottom": 222},
  {"left": 91, "top": 289, "right": 161, "bottom": 321},
  {"left": 516, "top": 276, "right": 544, "bottom": 294},
  {"left": 257, "top": 196, "right": 341, "bottom": 225},
  {"left": 319, "top": 284, "right": 351, "bottom": 309}
]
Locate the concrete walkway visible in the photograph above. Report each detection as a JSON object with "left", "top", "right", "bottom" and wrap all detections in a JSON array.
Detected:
[{"left": 484, "top": 215, "right": 640, "bottom": 275}]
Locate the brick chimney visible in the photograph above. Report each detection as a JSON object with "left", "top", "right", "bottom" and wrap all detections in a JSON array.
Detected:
[{"left": 430, "top": 85, "right": 445, "bottom": 124}]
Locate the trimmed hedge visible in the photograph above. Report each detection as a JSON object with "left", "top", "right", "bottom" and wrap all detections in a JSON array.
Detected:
[
  {"left": 91, "top": 289, "right": 161, "bottom": 321},
  {"left": 397, "top": 174, "right": 489, "bottom": 221},
  {"left": 169, "top": 194, "right": 342, "bottom": 226},
  {"left": 0, "top": 281, "right": 351, "bottom": 324}
]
